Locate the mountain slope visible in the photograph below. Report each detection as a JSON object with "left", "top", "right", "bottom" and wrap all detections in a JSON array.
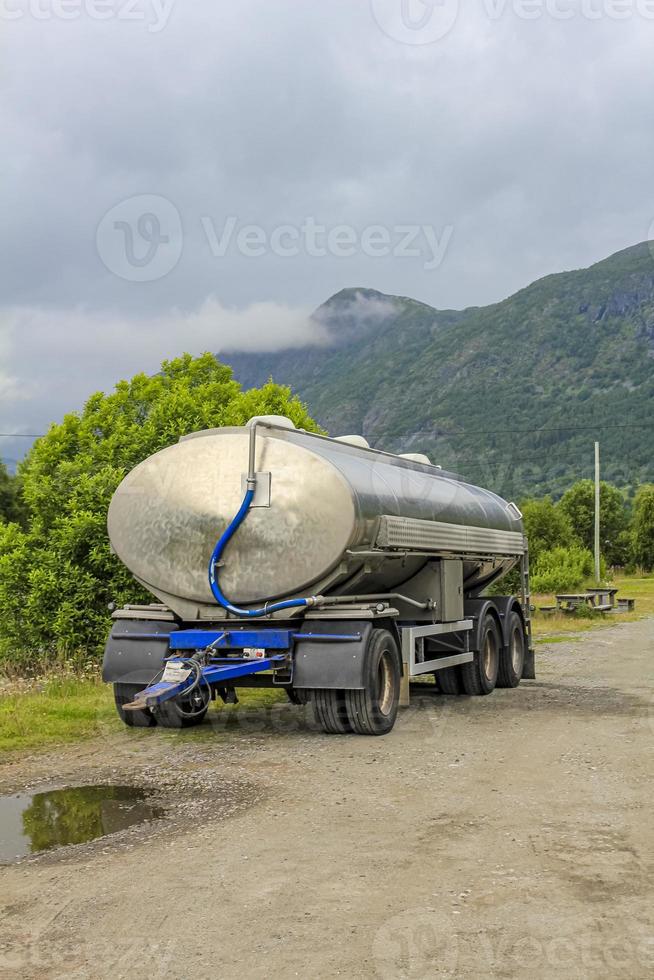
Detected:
[{"left": 222, "top": 243, "right": 654, "bottom": 499}]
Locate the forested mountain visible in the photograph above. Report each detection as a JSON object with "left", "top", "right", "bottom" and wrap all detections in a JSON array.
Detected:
[{"left": 223, "top": 242, "right": 654, "bottom": 500}]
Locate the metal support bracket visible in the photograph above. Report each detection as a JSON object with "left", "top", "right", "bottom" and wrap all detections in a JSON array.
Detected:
[{"left": 399, "top": 619, "right": 473, "bottom": 707}]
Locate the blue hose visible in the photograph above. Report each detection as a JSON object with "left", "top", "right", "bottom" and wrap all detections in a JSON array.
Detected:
[{"left": 208, "top": 487, "right": 313, "bottom": 617}]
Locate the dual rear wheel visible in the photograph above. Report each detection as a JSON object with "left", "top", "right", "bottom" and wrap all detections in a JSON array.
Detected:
[
  {"left": 434, "top": 611, "right": 525, "bottom": 696},
  {"left": 313, "top": 629, "right": 401, "bottom": 737}
]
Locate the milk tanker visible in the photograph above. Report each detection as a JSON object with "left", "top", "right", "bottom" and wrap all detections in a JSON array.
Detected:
[{"left": 103, "top": 417, "right": 534, "bottom": 735}]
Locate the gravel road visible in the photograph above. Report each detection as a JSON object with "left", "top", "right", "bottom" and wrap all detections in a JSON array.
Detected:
[{"left": 1, "top": 617, "right": 653, "bottom": 979}]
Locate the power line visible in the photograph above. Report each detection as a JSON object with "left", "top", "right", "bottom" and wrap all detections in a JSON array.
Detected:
[
  {"left": 441, "top": 421, "right": 652, "bottom": 436},
  {"left": 443, "top": 451, "right": 650, "bottom": 466}
]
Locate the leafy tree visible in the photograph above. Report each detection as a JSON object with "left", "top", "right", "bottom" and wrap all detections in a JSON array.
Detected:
[
  {"left": 558, "top": 480, "right": 629, "bottom": 566},
  {"left": 520, "top": 496, "right": 577, "bottom": 564},
  {"left": 632, "top": 484, "right": 654, "bottom": 571},
  {"left": 0, "top": 353, "right": 320, "bottom": 669},
  {"left": 0, "top": 461, "right": 24, "bottom": 524}
]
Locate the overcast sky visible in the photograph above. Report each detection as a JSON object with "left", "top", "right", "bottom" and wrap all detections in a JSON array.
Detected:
[{"left": 1, "top": 0, "right": 653, "bottom": 463}]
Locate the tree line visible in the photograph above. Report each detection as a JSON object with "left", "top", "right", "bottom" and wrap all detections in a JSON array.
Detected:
[{"left": 520, "top": 482, "right": 654, "bottom": 593}]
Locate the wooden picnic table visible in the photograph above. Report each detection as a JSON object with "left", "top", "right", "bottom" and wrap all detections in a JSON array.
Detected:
[
  {"left": 555, "top": 593, "right": 597, "bottom": 613},
  {"left": 555, "top": 589, "right": 631, "bottom": 614}
]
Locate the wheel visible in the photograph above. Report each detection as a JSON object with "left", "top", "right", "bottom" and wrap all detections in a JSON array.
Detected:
[
  {"left": 435, "top": 666, "right": 462, "bottom": 695},
  {"left": 460, "top": 614, "right": 500, "bottom": 696},
  {"left": 153, "top": 686, "right": 210, "bottom": 729},
  {"left": 313, "top": 689, "right": 352, "bottom": 734},
  {"left": 497, "top": 611, "right": 525, "bottom": 688},
  {"left": 345, "top": 629, "right": 400, "bottom": 736},
  {"left": 286, "top": 687, "right": 312, "bottom": 705},
  {"left": 114, "top": 683, "right": 157, "bottom": 728}
]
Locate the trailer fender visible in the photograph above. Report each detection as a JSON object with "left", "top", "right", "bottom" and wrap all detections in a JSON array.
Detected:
[
  {"left": 482, "top": 596, "right": 525, "bottom": 649},
  {"left": 102, "top": 619, "right": 179, "bottom": 685},
  {"left": 463, "top": 598, "right": 503, "bottom": 652},
  {"left": 465, "top": 596, "right": 534, "bottom": 679},
  {"left": 292, "top": 620, "right": 373, "bottom": 690}
]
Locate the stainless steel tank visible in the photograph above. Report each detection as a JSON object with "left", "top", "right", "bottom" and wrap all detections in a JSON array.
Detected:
[{"left": 108, "top": 422, "right": 525, "bottom": 620}]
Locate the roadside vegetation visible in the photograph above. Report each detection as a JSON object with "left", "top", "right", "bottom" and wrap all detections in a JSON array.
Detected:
[{"left": 0, "top": 673, "right": 117, "bottom": 754}]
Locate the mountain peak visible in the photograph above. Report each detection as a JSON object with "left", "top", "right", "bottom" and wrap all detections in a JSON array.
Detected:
[
  {"left": 312, "top": 287, "right": 402, "bottom": 344},
  {"left": 223, "top": 240, "right": 654, "bottom": 498}
]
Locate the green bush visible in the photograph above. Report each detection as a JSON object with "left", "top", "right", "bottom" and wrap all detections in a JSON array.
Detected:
[
  {"left": 0, "top": 353, "right": 320, "bottom": 671},
  {"left": 531, "top": 545, "right": 596, "bottom": 594},
  {"left": 631, "top": 484, "right": 654, "bottom": 571}
]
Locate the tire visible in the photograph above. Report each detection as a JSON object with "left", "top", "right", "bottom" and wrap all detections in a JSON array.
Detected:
[
  {"left": 153, "top": 686, "right": 210, "bottom": 729},
  {"left": 113, "top": 683, "right": 157, "bottom": 728},
  {"left": 313, "top": 689, "right": 352, "bottom": 734},
  {"left": 286, "top": 687, "right": 312, "bottom": 705},
  {"left": 497, "top": 611, "right": 525, "bottom": 688},
  {"left": 345, "top": 629, "right": 400, "bottom": 736},
  {"left": 460, "top": 614, "right": 500, "bottom": 696},
  {"left": 435, "top": 666, "right": 462, "bottom": 695}
]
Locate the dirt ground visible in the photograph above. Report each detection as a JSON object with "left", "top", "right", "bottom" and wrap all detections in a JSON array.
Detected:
[{"left": 1, "top": 617, "right": 652, "bottom": 979}]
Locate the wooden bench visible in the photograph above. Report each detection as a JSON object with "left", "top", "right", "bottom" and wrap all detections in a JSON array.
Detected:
[
  {"left": 616, "top": 597, "right": 636, "bottom": 612},
  {"left": 539, "top": 605, "right": 557, "bottom": 615}
]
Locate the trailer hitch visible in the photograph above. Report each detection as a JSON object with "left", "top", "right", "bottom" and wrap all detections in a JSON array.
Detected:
[{"left": 122, "top": 654, "right": 289, "bottom": 711}]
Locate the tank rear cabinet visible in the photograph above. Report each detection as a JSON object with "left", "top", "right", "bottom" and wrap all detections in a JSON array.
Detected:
[
  {"left": 393, "top": 559, "right": 464, "bottom": 622},
  {"left": 440, "top": 560, "right": 464, "bottom": 622}
]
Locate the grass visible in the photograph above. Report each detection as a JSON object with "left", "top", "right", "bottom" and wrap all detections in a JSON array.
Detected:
[
  {"left": 0, "top": 676, "right": 286, "bottom": 757},
  {"left": 0, "top": 675, "right": 118, "bottom": 756},
  {"left": 531, "top": 571, "right": 654, "bottom": 642}
]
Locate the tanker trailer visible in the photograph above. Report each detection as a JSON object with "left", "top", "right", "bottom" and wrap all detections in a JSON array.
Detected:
[{"left": 103, "top": 416, "right": 534, "bottom": 735}]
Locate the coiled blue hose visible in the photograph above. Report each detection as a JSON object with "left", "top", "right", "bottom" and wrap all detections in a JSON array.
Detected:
[{"left": 208, "top": 486, "right": 313, "bottom": 617}]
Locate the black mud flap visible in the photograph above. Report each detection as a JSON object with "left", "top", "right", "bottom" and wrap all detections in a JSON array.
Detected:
[
  {"left": 292, "top": 620, "right": 373, "bottom": 690},
  {"left": 523, "top": 644, "right": 536, "bottom": 680},
  {"left": 102, "top": 619, "right": 180, "bottom": 685}
]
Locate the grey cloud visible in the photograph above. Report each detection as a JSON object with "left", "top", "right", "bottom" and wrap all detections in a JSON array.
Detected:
[
  {"left": 0, "top": 298, "right": 323, "bottom": 464},
  {"left": 1, "top": 0, "right": 654, "bottom": 456}
]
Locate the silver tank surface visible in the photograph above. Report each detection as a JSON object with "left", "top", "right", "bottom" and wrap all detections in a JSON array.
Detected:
[{"left": 108, "top": 424, "right": 525, "bottom": 619}]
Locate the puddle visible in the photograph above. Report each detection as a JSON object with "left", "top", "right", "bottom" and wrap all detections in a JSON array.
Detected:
[{"left": 0, "top": 785, "right": 164, "bottom": 863}]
